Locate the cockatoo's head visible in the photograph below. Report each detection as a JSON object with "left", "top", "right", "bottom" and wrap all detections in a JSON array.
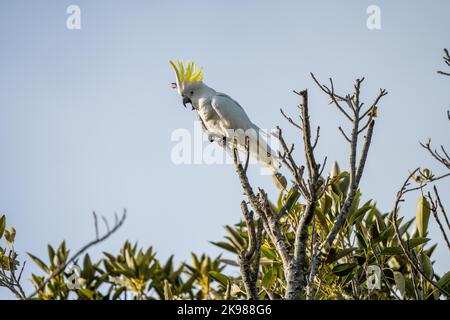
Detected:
[{"left": 169, "top": 60, "right": 204, "bottom": 109}]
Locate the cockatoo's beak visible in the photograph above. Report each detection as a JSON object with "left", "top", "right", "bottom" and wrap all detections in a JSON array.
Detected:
[{"left": 182, "top": 96, "right": 193, "bottom": 109}]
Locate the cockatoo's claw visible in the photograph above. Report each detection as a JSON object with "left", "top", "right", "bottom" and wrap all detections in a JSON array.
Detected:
[{"left": 222, "top": 136, "right": 227, "bottom": 147}]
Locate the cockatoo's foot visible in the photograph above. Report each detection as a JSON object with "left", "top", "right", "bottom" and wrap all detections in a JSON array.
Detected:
[
  {"left": 222, "top": 136, "right": 228, "bottom": 147},
  {"left": 205, "top": 132, "right": 227, "bottom": 145}
]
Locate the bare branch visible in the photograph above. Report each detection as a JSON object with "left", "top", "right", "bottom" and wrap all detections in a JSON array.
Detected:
[
  {"left": 280, "top": 108, "right": 303, "bottom": 130},
  {"left": 420, "top": 140, "right": 450, "bottom": 170},
  {"left": 310, "top": 73, "right": 353, "bottom": 122},
  {"left": 338, "top": 126, "right": 351, "bottom": 143},
  {"left": 239, "top": 201, "right": 263, "bottom": 299},
  {"left": 433, "top": 186, "right": 450, "bottom": 231},
  {"left": 244, "top": 136, "right": 250, "bottom": 173},
  {"left": 427, "top": 191, "right": 450, "bottom": 250},
  {"left": 232, "top": 148, "right": 290, "bottom": 268},
  {"left": 356, "top": 120, "right": 375, "bottom": 185},
  {"left": 437, "top": 48, "right": 450, "bottom": 76},
  {"left": 312, "top": 126, "right": 320, "bottom": 150},
  {"left": 92, "top": 211, "right": 99, "bottom": 240},
  {"left": 285, "top": 89, "right": 321, "bottom": 300},
  {"left": 276, "top": 127, "right": 309, "bottom": 197}
]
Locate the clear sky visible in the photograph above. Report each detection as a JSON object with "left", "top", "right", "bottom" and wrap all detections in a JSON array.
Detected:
[{"left": 0, "top": 0, "right": 449, "bottom": 299}]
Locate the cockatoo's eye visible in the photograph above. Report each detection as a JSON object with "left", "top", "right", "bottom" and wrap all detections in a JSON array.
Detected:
[{"left": 190, "top": 91, "right": 194, "bottom": 96}]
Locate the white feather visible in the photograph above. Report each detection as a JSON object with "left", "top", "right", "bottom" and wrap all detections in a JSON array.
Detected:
[{"left": 192, "top": 87, "right": 280, "bottom": 172}]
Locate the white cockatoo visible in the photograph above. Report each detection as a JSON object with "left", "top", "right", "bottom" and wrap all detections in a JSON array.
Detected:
[{"left": 169, "top": 60, "right": 281, "bottom": 175}]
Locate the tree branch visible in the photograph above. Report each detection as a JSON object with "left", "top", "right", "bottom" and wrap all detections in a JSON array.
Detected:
[{"left": 285, "top": 90, "right": 321, "bottom": 300}]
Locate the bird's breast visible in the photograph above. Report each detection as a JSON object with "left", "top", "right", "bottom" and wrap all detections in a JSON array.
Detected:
[{"left": 197, "top": 98, "right": 216, "bottom": 121}]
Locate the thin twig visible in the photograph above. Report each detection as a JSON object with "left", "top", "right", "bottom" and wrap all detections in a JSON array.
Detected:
[
  {"left": 427, "top": 192, "right": 450, "bottom": 250},
  {"left": 433, "top": 186, "right": 450, "bottom": 231}
]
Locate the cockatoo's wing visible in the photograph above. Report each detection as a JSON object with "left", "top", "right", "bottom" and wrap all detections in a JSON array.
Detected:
[
  {"left": 210, "top": 93, "right": 254, "bottom": 131},
  {"left": 210, "top": 93, "right": 280, "bottom": 172}
]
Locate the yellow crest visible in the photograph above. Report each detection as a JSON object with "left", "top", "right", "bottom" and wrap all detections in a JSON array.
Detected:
[{"left": 169, "top": 60, "right": 204, "bottom": 85}]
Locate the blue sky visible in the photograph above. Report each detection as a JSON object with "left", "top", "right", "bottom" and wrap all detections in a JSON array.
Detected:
[{"left": 0, "top": 0, "right": 449, "bottom": 298}]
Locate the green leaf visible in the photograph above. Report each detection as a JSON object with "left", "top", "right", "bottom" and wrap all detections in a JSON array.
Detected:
[
  {"left": 320, "top": 194, "right": 332, "bottom": 216},
  {"left": 125, "top": 248, "right": 136, "bottom": 272},
  {"left": 379, "top": 247, "right": 403, "bottom": 256},
  {"left": 379, "top": 238, "right": 429, "bottom": 256},
  {"left": 261, "top": 268, "right": 277, "bottom": 289},
  {"left": 373, "top": 225, "right": 394, "bottom": 245},
  {"left": 111, "top": 287, "right": 126, "bottom": 300},
  {"left": 355, "top": 231, "right": 367, "bottom": 250},
  {"left": 420, "top": 253, "right": 433, "bottom": 278},
  {"left": 103, "top": 260, "right": 115, "bottom": 274},
  {"left": 326, "top": 248, "right": 355, "bottom": 263},
  {"left": 260, "top": 246, "right": 278, "bottom": 261},
  {"left": 394, "top": 271, "right": 406, "bottom": 297},
  {"left": 285, "top": 187, "right": 300, "bottom": 212},
  {"left": 47, "top": 245, "right": 56, "bottom": 263},
  {"left": 332, "top": 263, "right": 357, "bottom": 277},
  {"left": 200, "top": 255, "right": 210, "bottom": 273},
  {"left": 349, "top": 201, "right": 373, "bottom": 225},
  {"left": 83, "top": 254, "right": 94, "bottom": 280},
  {"left": 208, "top": 271, "right": 229, "bottom": 287},
  {"left": 337, "top": 172, "right": 350, "bottom": 195},
  {"left": 224, "top": 226, "right": 245, "bottom": 249},
  {"left": 415, "top": 196, "right": 430, "bottom": 237},
  {"left": 4, "top": 227, "right": 16, "bottom": 246},
  {"left": 407, "top": 237, "right": 430, "bottom": 248},
  {"left": 163, "top": 255, "right": 174, "bottom": 274},
  {"left": 330, "top": 161, "right": 340, "bottom": 178},
  {"left": 330, "top": 191, "right": 342, "bottom": 215},
  {"left": 115, "top": 262, "right": 136, "bottom": 278},
  {"left": 424, "top": 243, "right": 437, "bottom": 258},
  {"left": 348, "top": 190, "right": 361, "bottom": 218},
  {"left": 77, "top": 288, "right": 94, "bottom": 300},
  {"left": 209, "top": 241, "right": 238, "bottom": 254},
  {"left": 316, "top": 195, "right": 330, "bottom": 235},
  {"left": 84, "top": 254, "right": 93, "bottom": 271},
  {"left": 398, "top": 217, "right": 414, "bottom": 236},
  {"left": 164, "top": 280, "right": 173, "bottom": 300},
  {"left": 0, "top": 215, "right": 5, "bottom": 239},
  {"left": 277, "top": 192, "right": 284, "bottom": 211},
  {"left": 437, "top": 271, "right": 450, "bottom": 292},
  {"left": 27, "top": 253, "right": 50, "bottom": 273},
  {"left": 219, "top": 259, "right": 239, "bottom": 267}
]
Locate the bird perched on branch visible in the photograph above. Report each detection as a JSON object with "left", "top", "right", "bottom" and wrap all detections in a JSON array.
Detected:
[{"left": 169, "top": 60, "right": 282, "bottom": 178}]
